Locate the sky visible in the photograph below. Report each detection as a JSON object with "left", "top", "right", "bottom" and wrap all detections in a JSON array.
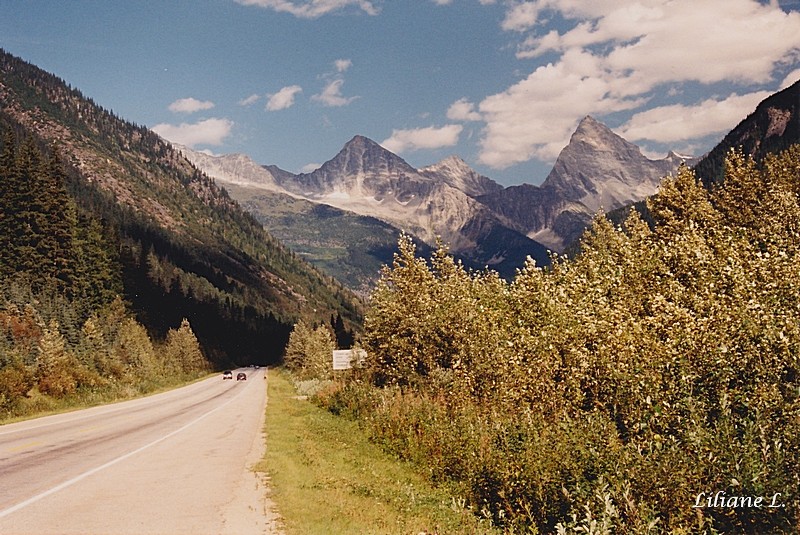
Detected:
[{"left": 2, "top": 0, "right": 800, "bottom": 187}]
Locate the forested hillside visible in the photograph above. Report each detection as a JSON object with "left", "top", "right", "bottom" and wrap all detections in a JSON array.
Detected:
[
  {"left": 311, "top": 147, "right": 800, "bottom": 534},
  {"left": 0, "top": 49, "right": 360, "bottom": 366},
  {"left": 0, "top": 133, "right": 209, "bottom": 415}
]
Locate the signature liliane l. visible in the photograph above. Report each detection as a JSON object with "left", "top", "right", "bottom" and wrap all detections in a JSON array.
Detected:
[{"left": 692, "top": 491, "right": 785, "bottom": 509}]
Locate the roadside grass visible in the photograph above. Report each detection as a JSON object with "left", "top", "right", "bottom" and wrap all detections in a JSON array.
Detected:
[
  {"left": 260, "top": 368, "right": 500, "bottom": 535},
  {"left": 0, "top": 373, "right": 214, "bottom": 425}
]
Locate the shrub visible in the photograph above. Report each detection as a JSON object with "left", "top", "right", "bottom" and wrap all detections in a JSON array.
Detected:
[
  {"left": 284, "top": 320, "right": 335, "bottom": 380},
  {"left": 319, "top": 147, "right": 800, "bottom": 533}
]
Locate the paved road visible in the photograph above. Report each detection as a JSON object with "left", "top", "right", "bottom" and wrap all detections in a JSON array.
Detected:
[{"left": 0, "top": 368, "right": 282, "bottom": 534}]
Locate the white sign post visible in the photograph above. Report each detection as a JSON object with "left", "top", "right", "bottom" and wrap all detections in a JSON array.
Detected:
[{"left": 332, "top": 349, "right": 366, "bottom": 370}]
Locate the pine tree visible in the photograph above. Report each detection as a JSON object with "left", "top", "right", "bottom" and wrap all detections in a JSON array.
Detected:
[
  {"left": 284, "top": 320, "right": 312, "bottom": 373},
  {"left": 38, "top": 150, "right": 76, "bottom": 289},
  {"left": 10, "top": 138, "right": 45, "bottom": 279},
  {"left": 113, "top": 317, "right": 158, "bottom": 380}
]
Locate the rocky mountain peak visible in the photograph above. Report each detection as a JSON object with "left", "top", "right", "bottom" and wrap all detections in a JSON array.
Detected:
[
  {"left": 570, "top": 115, "right": 644, "bottom": 156},
  {"left": 284, "top": 135, "right": 420, "bottom": 195},
  {"left": 542, "top": 115, "right": 659, "bottom": 197},
  {"left": 320, "top": 135, "right": 417, "bottom": 177},
  {"left": 423, "top": 155, "right": 471, "bottom": 174}
]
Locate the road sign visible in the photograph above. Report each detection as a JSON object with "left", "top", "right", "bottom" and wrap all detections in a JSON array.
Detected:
[{"left": 332, "top": 349, "right": 366, "bottom": 370}]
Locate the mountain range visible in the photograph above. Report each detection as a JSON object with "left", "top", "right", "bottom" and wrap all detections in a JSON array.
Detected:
[{"left": 181, "top": 116, "right": 696, "bottom": 290}]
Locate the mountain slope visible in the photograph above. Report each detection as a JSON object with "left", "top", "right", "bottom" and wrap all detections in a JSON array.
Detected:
[
  {"left": 183, "top": 138, "right": 551, "bottom": 279},
  {"left": 607, "top": 79, "right": 800, "bottom": 230},
  {"left": 478, "top": 116, "right": 693, "bottom": 250},
  {"left": 0, "top": 49, "right": 360, "bottom": 364},
  {"left": 694, "top": 78, "right": 800, "bottom": 186},
  {"left": 220, "top": 184, "right": 409, "bottom": 296}
]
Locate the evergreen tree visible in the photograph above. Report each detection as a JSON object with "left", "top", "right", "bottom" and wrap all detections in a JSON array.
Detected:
[
  {"left": 10, "top": 138, "right": 45, "bottom": 279},
  {"left": 113, "top": 317, "right": 158, "bottom": 380},
  {"left": 38, "top": 150, "right": 76, "bottom": 289}
]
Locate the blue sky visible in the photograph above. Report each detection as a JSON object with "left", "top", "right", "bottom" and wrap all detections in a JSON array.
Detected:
[{"left": 2, "top": 1, "right": 800, "bottom": 186}]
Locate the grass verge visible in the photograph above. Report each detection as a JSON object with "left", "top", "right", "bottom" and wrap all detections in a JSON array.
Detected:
[
  {"left": 0, "top": 372, "right": 214, "bottom": 425},
  {"left": 260, "top": 368, "right": 499, "bottom": 535}
]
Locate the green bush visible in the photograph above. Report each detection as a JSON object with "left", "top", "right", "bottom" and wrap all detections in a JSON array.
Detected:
[
  {"left": 318, "top": 147, "right": 800, "bottom": 533},
  {"left": 284, "top": 320, "right": 335, "bottom": 381}
]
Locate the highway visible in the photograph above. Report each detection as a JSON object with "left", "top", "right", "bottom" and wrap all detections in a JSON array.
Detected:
[{"left": 0, "top": 368, "right": 281, "bottom": 534}]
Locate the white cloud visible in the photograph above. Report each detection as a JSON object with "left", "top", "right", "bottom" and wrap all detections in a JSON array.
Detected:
[
  {"left": 381, "top": 125, "right": 463, "bottom": 153},
  {"left": 152, "top": 118, "right": 234, "bottom": 147},
  {"left": 478, "top": 48, "right": 644, "bottom": 167},
  {"left": 239, "top": 94, "right": 261, "bottom": 106},
  {"left": 234, "top": 0, "right": 378, "bottom": 18},
  {"left": 617, "top": 91, "right": 773, "bottom": 144},
  {"left": 311, "top": 60, "right": 358, "bottom": 107},
  {"left": 502, "top": 1, "right": 542, "bottom": 32},
  {"left": 476, "top": 0, "right": 800, "bottom": 168},
  {"left": 447, "top": 98, "right": 482, "bottom": 121},
  {"left": 334, "top": 59, "right": 352, "bottom": 73},
  {"left": 300, "top": 162, "right": 321, "bottom": 173},
  {"left": 168, "top": 97, "right": 215, "bottom": 114},
  {"left": 312, "top": 79, "right": 358, "bottom": 107},
  {"left": 267, "top": 85, "right": 303, "bottom": 111},
  {"left": 781, "top": 68, "right": 800, "bottom": 89}
]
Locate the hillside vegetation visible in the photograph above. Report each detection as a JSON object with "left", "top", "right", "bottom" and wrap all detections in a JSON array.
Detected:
[
  {"left": 0, "top": 134, "right": 208, "bottom": 417},
  {"left": 0, "top": 49, "right": 362, "bottom": 366},
  {"left": 225, "top": 184, "right": 405, "bottom": 296},
  {"left": 312, "top": 148, "right": 800, "bottom": 533}
]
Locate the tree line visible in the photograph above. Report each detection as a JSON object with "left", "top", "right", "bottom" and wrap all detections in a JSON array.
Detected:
[{"left": 0, "top": 130, "right": 208, "bottom": 416}]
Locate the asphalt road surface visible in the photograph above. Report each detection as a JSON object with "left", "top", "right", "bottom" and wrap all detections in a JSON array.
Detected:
[{"left": 0, "top": 368, "right": 282, "bottom": 534}]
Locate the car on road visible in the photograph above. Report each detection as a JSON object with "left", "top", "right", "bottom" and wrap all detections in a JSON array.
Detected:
[
  {"left": 222, "top": 370, "right": 233, "bottom": 380},
  {"left": 236, "top": 372, "right": 247, "bottom": 381}
]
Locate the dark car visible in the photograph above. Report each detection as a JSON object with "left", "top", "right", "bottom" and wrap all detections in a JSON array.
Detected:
[
  {"left": 236, "top": 372, "right": 247, "bottom": 381},
  {"left": 222, "top": 370, "right": 233, "bottom": 380}
]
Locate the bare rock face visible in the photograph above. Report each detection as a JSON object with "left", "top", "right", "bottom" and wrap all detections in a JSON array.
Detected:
[
  {"left": 419, "top": 155, "right": 503, "bottom": 198},
  {"left": 175, "top": 146, "right": 283, "bottom": 191},
  {"left": 182, "top": 117, "right": 694, "bottom": 276},
  {"left": 478, "top": 116, "right": 693, "bottom": 250},
  {"left": 282, "top": 135, "right": 425, "bottom": 198}
]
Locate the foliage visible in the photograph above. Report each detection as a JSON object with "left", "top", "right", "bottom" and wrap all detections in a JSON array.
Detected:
[
  {"left": 0, "top": 289, "right": 209, "bottom": 416},
  {"left": 321, "top": 147, "right": 800, "bottom": 533},
  {"left": 261, "top": 368, "right": 503, "bottom": 534},
  {"left": 284, "top": 320, "right": 336, "bottom": 381},
  {"left": 163, "top": 318, "right": 209, "bottom": 375}
]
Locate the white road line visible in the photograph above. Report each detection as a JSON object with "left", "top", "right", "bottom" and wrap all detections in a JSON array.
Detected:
[{"left": 0, "top": 380, "right": 252, "bottom": 519}]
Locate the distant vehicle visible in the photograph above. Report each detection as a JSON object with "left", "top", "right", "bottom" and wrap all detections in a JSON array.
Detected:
[
  {"left": 222, "top": 370, "right": 233, "bottom": 380},
  {"left": 236, "top": 372, "right": 247, "bottom": 381}
]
